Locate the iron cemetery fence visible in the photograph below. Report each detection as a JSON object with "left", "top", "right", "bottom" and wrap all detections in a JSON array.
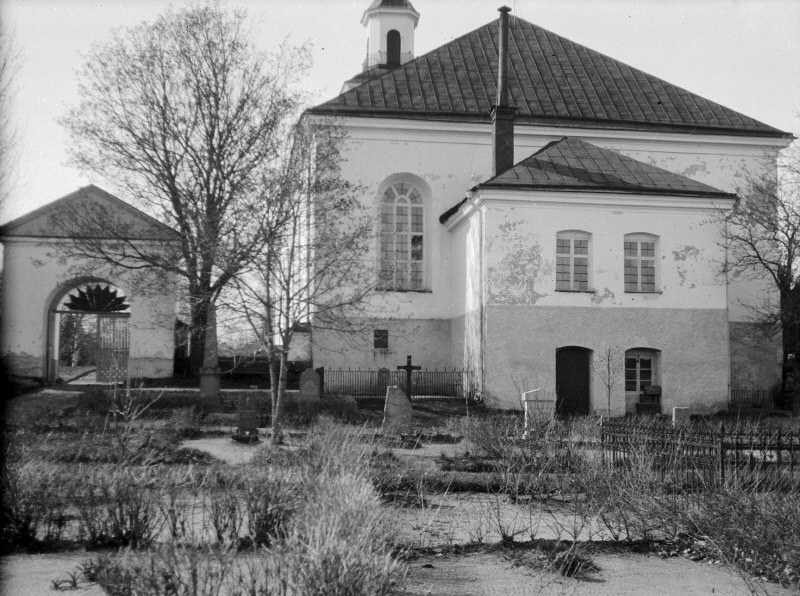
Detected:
[
  {"left": 600, "top": 418, "right": 799, "bottom": 491},
  {"left": 322, "top": 368, "right": 474, "bottom": 400},
  {"left": 729, "top": 386, "right": 778, "bottom": 410}
]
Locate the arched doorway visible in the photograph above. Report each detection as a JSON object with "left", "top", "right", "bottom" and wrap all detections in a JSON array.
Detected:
[
  {"left": 48, "top": 281, "right": 131, "bottom": 384},
  {"left": 556, "top": 346, "right": 591, "bottom": 416}
]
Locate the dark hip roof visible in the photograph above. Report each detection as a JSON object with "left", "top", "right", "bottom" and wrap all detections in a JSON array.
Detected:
[
  {"left": 477, "top": 137, "right": 736, "bottom": 196},
  {"left": 440, "top": 137, "right": 735, "bottom": 224},
  {"left": 310, "top": 15, "right": 790, "bottom": 138}
]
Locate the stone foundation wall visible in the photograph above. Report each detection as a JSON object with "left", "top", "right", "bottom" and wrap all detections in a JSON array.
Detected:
[
  {"left": 483, "top": 305, "right": 730, "bottom": 415},
  {"left": 729, "top": 321, "right": 782, "bottom": 389},
  {"left": 312, "top": 317, "right": 453, "bottom": 370}
]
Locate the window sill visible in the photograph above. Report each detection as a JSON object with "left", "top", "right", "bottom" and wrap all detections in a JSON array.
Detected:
[
  {"left": 555, "top": 289, "right": 596, "bottom": 294},
  {"left": 624, "top": 290, "right": 663, "bottom": 294},
  {"left": 377, "top": 288, "right": 432, "bottom": 294}
]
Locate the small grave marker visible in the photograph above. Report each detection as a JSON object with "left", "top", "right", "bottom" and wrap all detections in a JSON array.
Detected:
[
  {"left": 299, "top": 369, "right": 321, "bottom": 400},
  {"left": 235, "top": 394, "right": 259, "bottom": 443},
  {"left": 382, "top": 385, "right": 413, "bottom": 435},
  {"left": 397, "top": 355, "right": 421, "bottom": 399},
  {"left": 377, "top": 367, "right": 391, "bottom": 394},
  {"left": 672, "top": 406, "right": 691, "bottom": 426},
  {"left": 521, "top": 389, "right": 555, "bottom": 433}
]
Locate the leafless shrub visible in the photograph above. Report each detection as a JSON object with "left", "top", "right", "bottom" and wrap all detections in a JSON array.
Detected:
[
  {"left": 82, "top": 418, "right": 407, "bottom": 595},
  {"left": 242, "top": 472, "right": 301, "bottom": 548},
  {"left": 1, "top": 458, "right": 70, "bottom": 551},
  {"left": 89, "top": 545, "right": 254, "bottom": 596},
  {"left": 685, "top": 480, "right": 800, "bottom": 589},
  {"left": 70, "top": 465, "right": 162, "bottom": 549}
]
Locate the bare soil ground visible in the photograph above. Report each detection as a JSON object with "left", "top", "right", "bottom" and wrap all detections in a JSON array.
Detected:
[
  {"left": 181, "top": 435, "right": 793, "bottom": 596},
  {"left": 1, "top": 390, "right": 795, "bottom": 595},
  {"left": 400, "top": 548, "right": 789, "bottom": 596}
]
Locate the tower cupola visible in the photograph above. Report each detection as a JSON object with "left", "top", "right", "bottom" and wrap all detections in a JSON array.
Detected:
[{"left": 361, "top": 0, "right": 420, "bottom": 71}]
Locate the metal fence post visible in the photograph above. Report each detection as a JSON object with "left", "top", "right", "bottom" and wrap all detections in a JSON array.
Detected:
[{"left": 719, "top": 424, "right": 725, "bottom": 485}]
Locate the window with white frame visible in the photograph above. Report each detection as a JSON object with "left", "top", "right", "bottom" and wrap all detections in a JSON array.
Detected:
[
  {"left": 624, "top": 234, "right": 658, "bottom": 292},
  {"left": 379, "top": 182, "right": 424, "bottom": 290},
  {"left": 625, "top": 349, "right": 658, "bottom": 392},
  {"left": 556, "top": 231, "right": 591, "bottom": 291}
]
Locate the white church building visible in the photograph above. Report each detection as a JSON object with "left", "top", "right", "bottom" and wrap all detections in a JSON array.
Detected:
[{"left": 306, "top": 1, "right": 794, "bottom": 414}]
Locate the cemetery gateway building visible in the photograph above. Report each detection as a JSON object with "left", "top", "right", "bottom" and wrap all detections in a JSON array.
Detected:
[{"left": 305, "top": 1, "right": 794, "bottom": 414}]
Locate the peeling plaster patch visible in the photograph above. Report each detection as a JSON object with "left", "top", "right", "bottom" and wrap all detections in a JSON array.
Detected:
[
  {"left": 679, "top": 162, "right": 709, "bottom": 178},
  {"left": 672, "top": 246, "right": 700, "bottom": 262},
  {"left": 488, "top": 243, "right": 548, "bottom": 305},
  {"left": 672, "top": 245, "right": 701, "bottom": 287},
  {"left": 498, "top": 219, "right": 522, "bottom": 233},
  {"left": 488, "top": 218, "right": 549, "bottom": 305},
  {"left": 591, "top": 287, "right": 616, "bottom": 304}
]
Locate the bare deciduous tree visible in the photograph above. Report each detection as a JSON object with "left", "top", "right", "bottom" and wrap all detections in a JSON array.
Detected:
[
  {"left": 230, "top": 121, "right": 375, "bottom": 444},
  {"left": 57, "top": 2, "right": 309, "bottom": 381},
  {"left": 724, "top": 140, "right": 800, "bottom": 410},
  {"left": 0, "top": 21, "right": 21, "bottom": 207},
  {"left": 591, "top": 345, "right": 624, "bottom": 418}
]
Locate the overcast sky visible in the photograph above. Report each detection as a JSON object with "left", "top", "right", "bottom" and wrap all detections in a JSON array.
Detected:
[{"left": 2, "top": 0, "right": 799, "bottom": 223}]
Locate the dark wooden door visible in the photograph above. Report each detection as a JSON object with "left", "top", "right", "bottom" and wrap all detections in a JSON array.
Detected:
[{"left": 556, "top": 347, "right": 591, "bottom": 416}]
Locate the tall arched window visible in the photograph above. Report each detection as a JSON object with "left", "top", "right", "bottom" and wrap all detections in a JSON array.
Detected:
[
  {"left": 380, "top": 182, "right": 424, "bottom": 290},
  {"left": 386, "top": 30, "right": 401, "bottom": 66}
]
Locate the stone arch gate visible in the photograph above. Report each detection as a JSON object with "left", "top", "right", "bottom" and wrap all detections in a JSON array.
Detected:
[
  {"left": 0, "top": 185, "right": 180, "bottom": 384},
  {"left": 46, "top": 278, "right": 132, "bottom": 384}
]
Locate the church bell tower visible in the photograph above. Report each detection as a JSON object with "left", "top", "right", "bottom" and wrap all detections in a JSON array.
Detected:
[{"left": 361, "top": 0, "right": 420, "bottom": 71}]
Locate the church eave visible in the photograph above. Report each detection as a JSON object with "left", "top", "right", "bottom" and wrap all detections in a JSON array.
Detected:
[
  {"left": 305, "top": 106, "right": 792, "bottom": 139},
  {"left": 473, "top": 182, "right": 737, "bottom": 199}
]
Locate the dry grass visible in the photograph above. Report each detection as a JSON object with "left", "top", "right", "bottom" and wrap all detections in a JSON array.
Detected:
[{"left": 5, "top": 390, "right": 799, "bottom": 593}]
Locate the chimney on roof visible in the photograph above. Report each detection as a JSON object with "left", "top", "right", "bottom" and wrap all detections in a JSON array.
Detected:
[{"left": 491, "top": 6, "right": 516, "bottom": 177}]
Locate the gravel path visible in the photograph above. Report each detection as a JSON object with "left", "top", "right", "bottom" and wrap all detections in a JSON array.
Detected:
[{"left": 0, "top": 552, "right": 104, "bottom": 596}]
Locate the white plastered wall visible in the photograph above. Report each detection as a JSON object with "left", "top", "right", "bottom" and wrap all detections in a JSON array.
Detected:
[
  {"left": 1, "top": 238, "right": 176, "bottom": 380},
  {"left": 308, "top": 115, "right": 788, "bottom": 385},
  {"left": 465, "top": 189, "right": 733, "bottom": 412}
]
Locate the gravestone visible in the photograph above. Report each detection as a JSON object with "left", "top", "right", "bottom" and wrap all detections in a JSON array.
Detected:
[
  {"left": 672, "top": 406, "right": 691, "bottom": 426},
  {"left": 377, "top": 367, "right": 391, "bottom": 395},
  {"left": 235, "top": 394, "right": 259, "bottom": 442},
  {"left": 382, "top": 385, "right": 413, "bottom": 435},
  {"left": 521, "top": 389, "right": 555, "bottom": 429},
  {"left": 299, "top": 369, "right": 321, "bottom": 400}
]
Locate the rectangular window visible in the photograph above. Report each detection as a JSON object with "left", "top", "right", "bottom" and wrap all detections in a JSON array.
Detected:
[
  {"left": 624, "top": 239, "right": 657, "bottom": 292},
  {"left": 556, "top": 235, "right": 590, "bottom": 291},
  {"left": 625, "top": 353, "right": 655, "bottom": 391},
  {"left": 373, "top": 329, "right": 388, "bottom": 350}
]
